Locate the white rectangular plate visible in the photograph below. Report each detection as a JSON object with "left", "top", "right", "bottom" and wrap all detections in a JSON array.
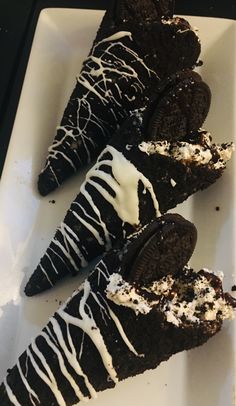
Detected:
[{"left": 0, "top": 8, "right": 235, "bottom": 405}]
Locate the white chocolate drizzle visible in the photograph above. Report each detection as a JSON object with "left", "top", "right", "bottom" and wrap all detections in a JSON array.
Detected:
[
  {"left": 58, "top": 280, "right": 118, "bottom": 384},
  {"left": 4, "top": 257, "right": 147, "bottom": 405},
  {"left": 49, "top": 317, "right": 97, "bottom": 399},
  {"left": 82, "top": 145, "right": 160, "bottom": 226},
  {"left": 3, "top": 259, "right": 236, "bottom": 405},
  {"left": 26, "top": 342, "right": 66, "bottom": 406},
  {"left": 35, "top": 144, "right": 160, "bottom": 289},
  {"left": 4, "top": 379, "right": 21, "bottom": 406},
  {"left": 170, "top": 178, "right": 176, "bottom": 187},
  {"left": 16, "top": 360, "right": 40, "bottom": 406},
  {"left": 41, "top": 329, "right": 88, "bottom": 402},
  {"left": 41, "top": 30, "right": 158, "bottom": 182},
  {"left": 106, "top": 300, "right": 142, "bottom": 357}
]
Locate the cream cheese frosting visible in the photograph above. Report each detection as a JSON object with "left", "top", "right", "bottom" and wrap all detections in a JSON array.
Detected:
[
  {"left": 138, "top": 132, "right": 234, "bottom": 168},
  {"left": 106, "top": 269, "right": 235, "bottom": 326}
]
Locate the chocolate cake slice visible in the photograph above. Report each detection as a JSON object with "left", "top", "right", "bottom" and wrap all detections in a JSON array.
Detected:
[
  {"left": 1, "top": 215, "right": 235, "bottom": 405},
  {"left": 25, "top": 110, "right": 234, "bottom": 296},
  {"left": 37, "top": 0, "right": 202, "bottom": 196}
]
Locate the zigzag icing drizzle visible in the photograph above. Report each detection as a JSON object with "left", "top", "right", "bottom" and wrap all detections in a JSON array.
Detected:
[
  {"left": 4, "top": 260, "right": 235, "bottom": 404},
  {"left": 42, "top": 31, "right": 158, "bottom": 182},
  {"left": 29, "top": 130, "right": 235, "bottom": 296},
  {"left": 36, "top": 145, "right": 161, "bottom": 283},
  {"left": 4, "top": 260, "right": 143, "bottom": 405}
]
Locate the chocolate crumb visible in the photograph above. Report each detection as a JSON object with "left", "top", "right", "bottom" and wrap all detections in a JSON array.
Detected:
[
  {"left": 215, "top": 206, "right": 220, "bottom": 211},
  {"left": 49, "top": 200, "right": 56, "bottom": 204},
  {"left": 196, "top": 60, "right": 203, "bottom": 67},
  {"left": 231, "top": 285, "right": 236, "bottom": 292}
]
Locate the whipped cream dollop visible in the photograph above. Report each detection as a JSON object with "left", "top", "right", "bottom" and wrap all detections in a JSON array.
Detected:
[
  {"left": 106, "top": 269, "right": 235, "bottom": 326},
  {"left": 138, "top": 132, "right": 234, "bottom": 169}
]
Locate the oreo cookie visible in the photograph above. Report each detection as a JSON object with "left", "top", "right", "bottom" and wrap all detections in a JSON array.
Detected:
[
  {"left": 146, "top": 70, "right": 211, "bottom": 141},
  {"left": 121, "top": 214, "right": 197, "bottom": 284}
]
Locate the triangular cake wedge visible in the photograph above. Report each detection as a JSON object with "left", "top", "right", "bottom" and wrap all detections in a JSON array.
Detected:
[
  {"left": 1, "top": 215, "right": 235, "bottom": 405},
  {"left": 37, "top": 0, "right": 202, "bottom": 195},
  {"left": 25, "top": 111, "right": 233, "bottom": 295}
]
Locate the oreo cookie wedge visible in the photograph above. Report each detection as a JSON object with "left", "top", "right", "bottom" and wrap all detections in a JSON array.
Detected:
[
  {"left": 25, "top": 124, "right": 233, "bottom": 296},
  {"left": 1, "top": 216, "right": 236, "bottom": 406},
  {"left": 37, "top": 3, "right": 202, "bottom": 196}
]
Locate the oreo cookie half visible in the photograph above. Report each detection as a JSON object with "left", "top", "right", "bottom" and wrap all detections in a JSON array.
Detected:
[
  {"left": 146, "top": 70, "right": 211, "bottom": 141},
  {"left": 121, "top": 213, "right": 197, "bottom": 284}
]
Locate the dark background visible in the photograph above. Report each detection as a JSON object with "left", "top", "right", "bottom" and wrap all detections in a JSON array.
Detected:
[{"left": 0, "top": 0, "right": 235, "bottom": 175}]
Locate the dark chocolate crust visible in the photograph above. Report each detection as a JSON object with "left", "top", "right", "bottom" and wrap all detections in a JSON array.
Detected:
[
  {"left": 2, "top": 216, "right": 235, "bottom": 405},
  {"left": 38, "top": 0, "right": 201, "bottom": 196},
  {"left": 25, "top": 116, "right": 232, "bottom": 296},
  {"left": 110, "top": 0, "right": 175, "bottom": 25}
]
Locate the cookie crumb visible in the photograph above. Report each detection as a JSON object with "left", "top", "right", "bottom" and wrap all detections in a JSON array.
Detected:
[
  {"left": 215, "top": 206, "right": 220, "bottom": 211},
  {"left": 196, "top": 60, "right": 203, "bottom": 67},
  {"left": 49, "top": 200, "right": 56, "bottom": 204}
]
